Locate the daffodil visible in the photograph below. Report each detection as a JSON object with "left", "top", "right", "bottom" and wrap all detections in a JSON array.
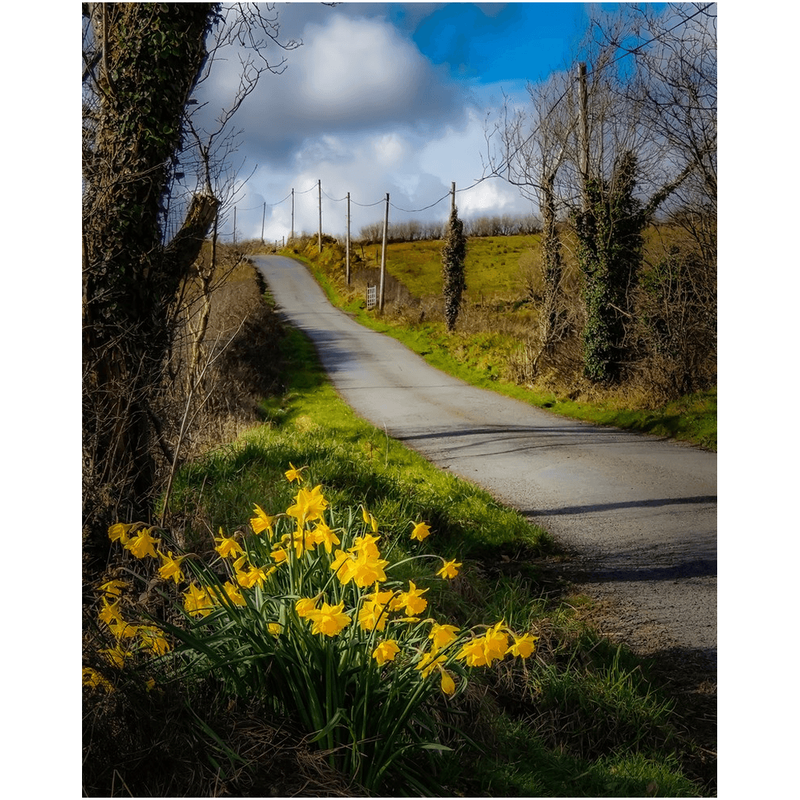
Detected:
[
  {"left": 215, "top": 528, "right": 245, "bottom": 558},
  {"left": 98, "top": 599, "right": 124, "bottom": 628},
  {"left": 482, "top": 622, "right": 510, "bottom": 665},
  {"left": 416, "top": 650, "right": 447, "bottom": 678},
  {"left": 358, "top": 599, "right": 389, "bottom": 632},
  {"left": 436, "top": 559, "right": 462, "bottom": 580},
  {"left": 98, "top": 579, "right": 128, "bottom": 598},
  {"left": 157, "top": 550, "right": 186, "bottom": 584},
  {"left": 506, "top": 632, "right": 538, "bottom": 659},
  {"left": 361, "top": 507, "right": 379, "bottom": 533},
  {"left": 268, "top": 622, "right": 282, "bottom": 635},
  {"left": 108, "top": 522, "right": 135, "bottom": 545},
  {"left": 184, "top": 583, "right": 213, "bottom": 617},
  {"left": 410, "top": 521, "right": 431, "bottom": 542},
  {"left": 330, "top": 549, "right": 357, "bottom": 584},
  {"left": 216, "top": 581, "right": 246, "bottom": 607},
  {"left": 429, "top": 622, "right": 460, "bottom": 651},
  {"left": 108, "top": 618, "right": 139, "bottom": 640},
  {"left": 287, "top": 485, "right": 329, "bottom": 526},
  {"left": 307, "top": 601, "right": 351, "bottom": 637},
  {"left": 310, "top": 521, "right": 340, "bottom": 553},
  {"left": 372, "top": 639, "right": 400, "bottom": 665},
  {"left": 138, "top": 626, "right": 171, "bottom": 656},
  {"left": 249, "top": 506, "right": 275, "bottom": 537},
  {"left": 284, "top": 462, "right": 307, "bottom": 483},
  {"left": 439, "top": 668, "right": 456, "bottom": 696},
  {"left": 236, "top": 564, "right": 273, "bottom": 589},
  {"left": 83, "top": 667, "right": 113, "bottom": 692},
  {"left": 352, "top": 533, "right": 381, "bottom": 558},
  {"left": 295, "top": 597, "right": 319, "bottom": 618},
  {"left": 458, "top": 638, "right": 489, "bottom": 667},
  {"left": 390, "top": 581, "right": 429, "bottom": 616},
  {"left": 124, "top": 527, "right": 161, "bottom": 559},
  {"left": 349, "top": 550, "right": 389, "bottom": 588}
]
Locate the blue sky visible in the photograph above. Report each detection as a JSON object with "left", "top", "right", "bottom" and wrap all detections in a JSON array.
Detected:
[{"left": 193, "top": 2, "right": 603, "bottom": 242}]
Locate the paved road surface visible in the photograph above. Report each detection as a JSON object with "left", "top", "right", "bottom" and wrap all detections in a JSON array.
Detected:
[{"left": 252, "top": 255, "right": 717, "bottom": 665}]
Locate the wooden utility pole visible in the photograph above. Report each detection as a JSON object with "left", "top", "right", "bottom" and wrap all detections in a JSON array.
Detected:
[
  {"left": 346, "top": 192, "right": 351, "bottom": 285},
  {"left": 578, "top": 62, "right": 590, "bottom": 208},
  {"left": 318, "top": 179, "right": 322, "bottom": 253},
  {"left": 261, "top": 202, "right": 266, "bottom": 244},
  {"left": 379, "top": 193, "right": 389, "bottom": 311},
  {"left": 451, "top": 181, "right": 456, "bottom": 214},
  {"left": 233, "top": 205, "right": 237, "bottom": 245},
  {"left": 290, "top": 188, "right": 295, "bottom": 242}
]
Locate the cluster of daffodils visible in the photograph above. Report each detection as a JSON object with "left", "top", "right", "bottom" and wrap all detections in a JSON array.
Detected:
[{"left": 86, "top": 463, "right": 538, "bottom": 703}]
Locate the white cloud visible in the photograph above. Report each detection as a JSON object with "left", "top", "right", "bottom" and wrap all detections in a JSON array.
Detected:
[
  {"left": 297, "top": 15, "right": 426, "bottom": 118},
  {"left": 191, "top": 7, "right": 539, "bottom": 243}
]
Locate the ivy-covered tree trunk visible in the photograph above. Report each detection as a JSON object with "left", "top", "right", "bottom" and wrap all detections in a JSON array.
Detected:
[
  {"left": 572, "top": 151, "right": 645, "bottom": 382},
  {"left": 441, "top": 206, "right": 467, "bottom": 332},
  {"left": 82, "top": 3, "right": 218, "bottom": 557},
  {"left": 538, "top": 171, "right": 564, "bottom": 350}
]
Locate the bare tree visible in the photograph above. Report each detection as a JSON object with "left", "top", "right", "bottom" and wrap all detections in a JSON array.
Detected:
[{"left": 489, "top": 3, "right": 715, "bottom": 384}]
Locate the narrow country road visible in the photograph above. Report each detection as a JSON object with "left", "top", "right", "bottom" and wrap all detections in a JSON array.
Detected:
[{"left": 251, "top": 255, "right": 717, "bottom": 667}]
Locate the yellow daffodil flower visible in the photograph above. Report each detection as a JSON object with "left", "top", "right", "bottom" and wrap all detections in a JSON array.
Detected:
[
  {"left": 436, "top": 559, "right": 462, "bottom": 580},
  {"left": 482, "top": 623, "right": 510, "bottom": 665},
  {"left": 310, "top": 521, "right": 340, "bottom": 553},
  {"left": 295, "top": 597, "right": 319, "bottom": 618},
  {"left": 249, "top": 506, "right": 275, "bottom": 537},
  {"left": 358, "top": 599, "right": 389, "bottom": 632},
  {"left": 268, "top": 622, "right": 282, "bottom": 635},
  {"left": 284, "top": 463, "right": 307, "bottom": 483},
  {"left": 307, "top": 601, "right": 351, "bottom": 637},
  {"left": 457, "top": 637, "right": 488, "bottom": 667},
  {"left": 83, "top": 667, "right": 114, "bottom": 692},
  {"left": 138, "top": 626, "right": 171, "bottom": 656},
  {"left": 429, "top": 622, "right": 460, "bottom": 651},
  {"left": 217, "top": 581, "right": 246, "bottom": 607},
  {"left": 390, "top": 581, "right": 429, "bottom": 616},
  {"left": 236, "top": 564, "right": 274, "bottom": 589},
  {"left": 98, "top": 599, "right": 124, "bottom": 628},
  {"left": 215, "top": 529, "right": 245, "bottom": 558},
  {"left": 439, "top": 668, "right": 456, "bottom": 696},
  {"left": 108, "top": 618, "right": 139, "bottom": 640},
  {"left": 183, "top": 584, "right": 213, "bottom": 617},
  {"left": 157, "top": 550, "right": 186, "bottom": 584},
  {"left": 330, "top": 549, "right": 357, "bottom": 584},
  {"left": 287, "top": 485, "right": 329, "bottom": 526},
  {"left": 506, "top": 633, "right": 538, "bottom": 659},
  {"left": 361, "top": 506, "right": 379, "bottom": 533},
  {"left": 352, "top": 533, "right": 381, "bottom": 558},
  {"left": 350, "top": 550, "right": 389, "bottom": 588},
  {"left": 98, "top": 579, "right": 128, "bottom": 599},
  {"left": 372, "top": 639, "right": 400, "bottom": 665},
  {"left": 124, "top": 527, "right": 161, "bottom": 559},
  {"left": 410, "top": 521, "right": 431, "bottom": 542},
  {"left": 107, "top": 522, "right": 135, "bottom": 545},
  {"left": 416, "top": 650, "right": 447, "bottom": 678}
]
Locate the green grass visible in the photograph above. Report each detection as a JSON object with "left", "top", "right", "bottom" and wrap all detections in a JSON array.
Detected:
[
  {"left": 162, "top": 319, "right": 707, "bottom": 797},
  {"left": 387, "top": 234, "right": 540, "bottom": 299}
]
